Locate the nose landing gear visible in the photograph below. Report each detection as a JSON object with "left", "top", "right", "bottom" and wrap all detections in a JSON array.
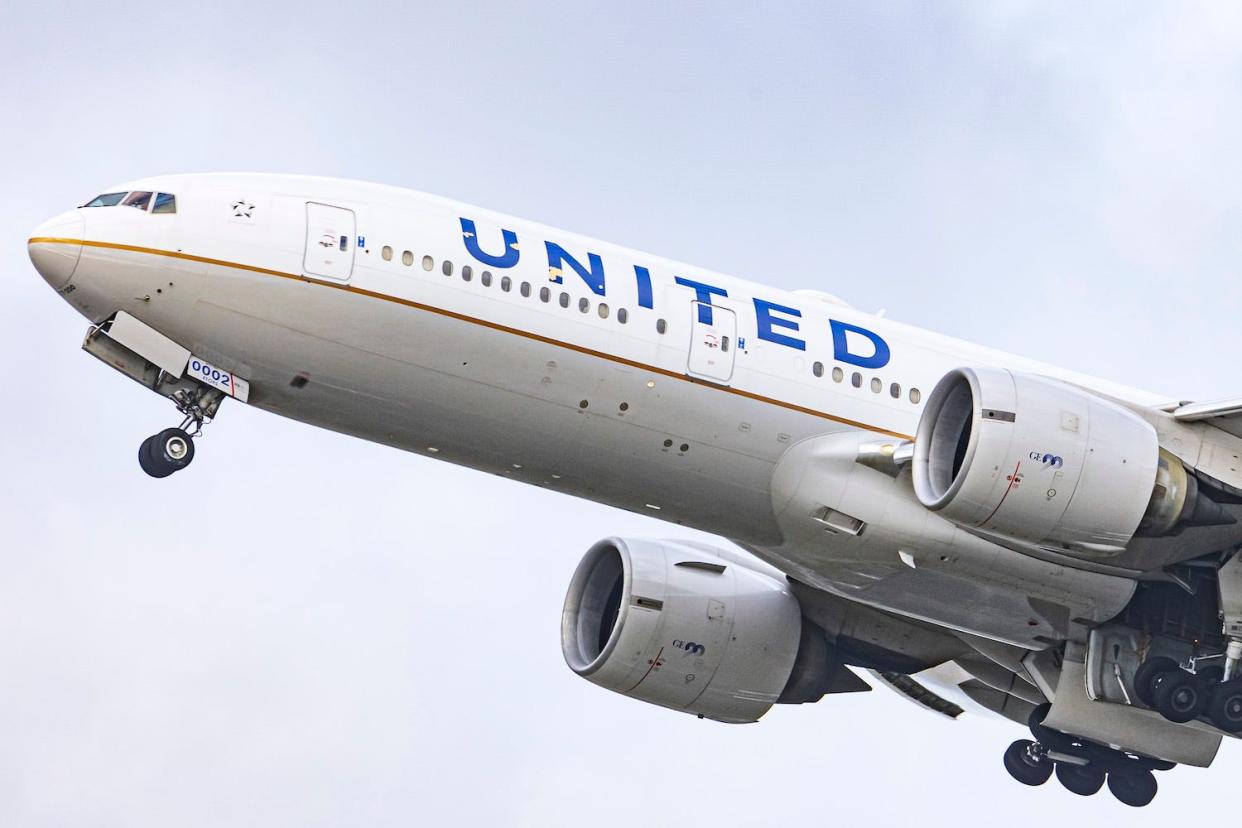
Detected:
[
  {"left": 138, "top": 388, "right": 210, "bottom": 478},
  {"left": 138, "top": 427, "right": 196, "bottom": 478}
]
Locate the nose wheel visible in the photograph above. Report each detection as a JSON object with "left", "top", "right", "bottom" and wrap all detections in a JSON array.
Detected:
[
  {"left": 137, "top": 386, "right": 213, "bottom": 478},
  {"left": 139, "top": 427, "right": 196, "bottom": 478}
]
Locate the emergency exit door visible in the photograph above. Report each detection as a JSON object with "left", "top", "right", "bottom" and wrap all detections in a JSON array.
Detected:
[
  {"left": 303, "top": 202, "right": 356, "bottom": 282},
  {"left": 686, "top": 300, "right": 737, "bottom": 384}
]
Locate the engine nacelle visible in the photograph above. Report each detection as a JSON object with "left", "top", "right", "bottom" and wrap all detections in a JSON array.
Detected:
[
  {"left": 560, "top": 538, "right": 803, "bottom": 723},
  {"left": 912, "top": 367, "right": 1164, "bottom": 555}
]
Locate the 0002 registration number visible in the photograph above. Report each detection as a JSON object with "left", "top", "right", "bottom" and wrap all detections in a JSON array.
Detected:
[{"left": 187, "top": 356, "right": 250, "bottom": 402}]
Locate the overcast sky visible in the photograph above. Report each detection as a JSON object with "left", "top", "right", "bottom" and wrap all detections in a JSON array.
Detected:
[{"left": 4, "top": 2, "right": 1242, "bottom": 825}]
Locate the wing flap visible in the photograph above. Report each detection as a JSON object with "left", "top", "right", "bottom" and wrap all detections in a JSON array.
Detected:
[{"left": 1171, "top": 397, "right": 1242, "bottom": 438}]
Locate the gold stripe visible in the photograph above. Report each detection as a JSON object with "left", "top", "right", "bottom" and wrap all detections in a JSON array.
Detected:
[{"left": 29, "top": 236, "right": 913, "bottom": 440}]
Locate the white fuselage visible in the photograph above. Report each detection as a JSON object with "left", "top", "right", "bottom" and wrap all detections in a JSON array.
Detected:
[{"left": 28, "top": 173, "right": 1171, "bottom": 638}]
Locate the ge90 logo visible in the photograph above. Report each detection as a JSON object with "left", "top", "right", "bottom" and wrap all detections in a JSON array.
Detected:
[{"left": 1029, "top": 451, "right": 1063, "bottom": 468}]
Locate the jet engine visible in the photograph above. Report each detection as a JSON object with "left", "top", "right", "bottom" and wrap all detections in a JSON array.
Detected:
[
  {"left": 912, "top": 367, "right": 1226, "bottom": 556},
  {"left": 561, "top": 537, "right": 833, "bottom": 723}
]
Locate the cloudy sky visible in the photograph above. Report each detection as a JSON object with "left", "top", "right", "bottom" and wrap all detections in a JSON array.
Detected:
[{"left": 4, "top": 2, "right": 1242, "bottom": 824}]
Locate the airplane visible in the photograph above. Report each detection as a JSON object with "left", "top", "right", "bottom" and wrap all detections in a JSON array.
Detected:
[{"left": 27, "top": 173, "right": 1242, "bottom": 807}]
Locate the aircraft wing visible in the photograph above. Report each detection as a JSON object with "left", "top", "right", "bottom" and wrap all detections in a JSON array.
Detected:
[{"left": 1170, "top": 396, "right": 1242, "bottom": 439}]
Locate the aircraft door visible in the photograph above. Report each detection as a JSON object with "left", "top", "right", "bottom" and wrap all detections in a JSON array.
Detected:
[
  {"left": 303, "top": 202, "right": 356, "bottom": 282},
  {"left": 686, "top": 300, "right": 737, "bottom": 384}
]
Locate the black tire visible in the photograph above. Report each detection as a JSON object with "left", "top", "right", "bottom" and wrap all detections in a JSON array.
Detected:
[
  {"left": 1152, "top": 669, "right": 1205, "bottom": 723},
  {"left": 1027, "top": 702, "right": 1051, "bottom": 731},
  {"left": 152, "top": 427, "right": 195, "bottom": 471},
  {"left": 1056, "top": 762, "right": 1105, "bottom": 796},
  {"left": 1134, "top": 656, "right": 1178, "bottom": 708},
  {"left": 1206, "top": 680, "right": 1242, "bottom": 733},
  {"left": 1108, "top": 770, "right": 1158, "bottom": 807},
  {"left": 138, "top": 435, "right": 174, "bottom": 478},
  {"left": 1003, "top": 740, "right": 1053, "bottom": 786},
  {"left": 1198, "top": 665, "right": 1225, "bottom": 687}
]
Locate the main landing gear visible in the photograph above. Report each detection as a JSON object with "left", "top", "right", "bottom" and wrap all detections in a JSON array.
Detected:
[
  {"left": 138, "top": 388, "right": 208, "bottom": 478},
  {"left": 1134, "top": 654, "right": 1242, "bottom": 732},
  {"left": 1002, "top": 704, "right": 1171, "bottom": 807}
]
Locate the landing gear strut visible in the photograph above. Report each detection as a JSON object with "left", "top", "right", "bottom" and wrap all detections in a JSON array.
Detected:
[
  {"left": 138, "top": 388, "right": 208, "bottom": 478},
  {"left": 1002, "top": 704, "right": 1170, "bottom": 807}
]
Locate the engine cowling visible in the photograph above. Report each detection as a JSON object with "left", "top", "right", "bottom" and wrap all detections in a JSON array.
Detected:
[
  {"left": 560, "top": 538, "right": 804, "bottom": 723},
  {"left": 912, "top": 367, "right": 1167, "bottom": 555}
]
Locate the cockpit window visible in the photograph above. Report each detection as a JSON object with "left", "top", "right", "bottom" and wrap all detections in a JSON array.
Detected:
[
  {"left": 152, "top": 192, "right": 176, "bottom": 214},
  {"left": 83, "top": 192, "right": 127, "bottom": 207},
  {"left": 122, "top": 191, "right": 153, "bottom": 210}
]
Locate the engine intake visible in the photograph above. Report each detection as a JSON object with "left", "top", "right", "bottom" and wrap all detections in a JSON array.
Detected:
[
  {"left": 911, "top": 367, "right": 1219, "bottom": 556},
  {"left": 561, "top": 538, "right": 807, "bottom": 723}
]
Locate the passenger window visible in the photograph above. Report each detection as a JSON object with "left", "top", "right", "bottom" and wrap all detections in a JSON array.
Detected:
[
  {"left": 382, "top": 246, "right": 393, "bottom": 261},
  {"left": 617, "top": 308, "right": 628, "bottom": 324},
  {"left": 480, "top": 270, "right": 491, "bottom": 287},
  {"left": 598, "top": 303, "right": 609, "bottom": 319},
  {"left": 579, "top": 297, "right": 590, "bottom": 313},
  {"left": 521, "top": 281, "right": 531, "bottom": 297},
  {"left": 851, "top": 372, "right": 862, "bottom": 388},
  {"left": 656, "top": 319, "right": 667, "bottom": 334},
  {"left": 910, "top": 388, "right": 922, "bottom": 404},
  {"left": 83, "top": 192, "right": 127, "bottom": 207},
  {"left": 559, "top": 292, "right": 570, "bottom": 308},
  {"left": 122, "top": 191, "right": 153, "bottom": 210},
  {"left": 402, "top": 250, "right": 414, "bottom": 266},
  {"left": 152, "top": 193, "right": 176, "bottom": 214},
  {"left": 890, "top": 382, "right": 901, "bottom": 399},
  {"left": 871, "top": 377, "right": 882, "bottom": 393},
  {"left": 500, "top": 275, "right": 511, "bottom": 292},
  {"left": 422, "top": 255, "right": 434, "bottom": 271},
  {"left": 443, "top": 260, "right": 454, "bottom": 276},
  {"left": 540, "top": 287, "right": 551, "bottom": 302},
  {"left": 832, "top": 367, "right": 844, "bottom": 382},
  {"left": 812, "top": 361, "right": 824, "bottom": 377}
]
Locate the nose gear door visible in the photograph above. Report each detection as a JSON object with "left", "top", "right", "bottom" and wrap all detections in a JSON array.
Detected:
[
  {"left": 686, "top": 300, "right": 737, "bottom": 384},
  {"left": 303, "top": 202, "right": 355, "bottom": 283}
]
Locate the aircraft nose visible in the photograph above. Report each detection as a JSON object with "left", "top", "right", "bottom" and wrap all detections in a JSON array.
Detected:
[{"left": 28, "top": 211, "right": 86, "bottom": 290}]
